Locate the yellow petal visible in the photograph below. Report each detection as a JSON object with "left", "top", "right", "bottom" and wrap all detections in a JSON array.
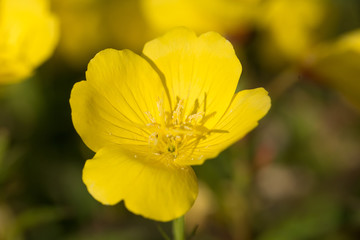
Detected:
[
  {"left": 257, "top": 0, "right": 325, "bottom": 60},
  {"left": 143, "top": 28, "right": 242, "bottom": 128},
  {"left": 179, "top": 88, "right": 271, "bottom": 165},
  {"left": 141, "top": 0, "right": 260, "bottom": 35},
  {"left": 0, "top": 0, "right": 59, "bottom": 84},
  {"left": 83, "top": 145, "right": 198, "bottom": 222},
  {"left": 70, "top": 49, "right": 167, "bottom": 151},
  {"left": 304, "top": 30, "right": 360, "bottom": 109}
]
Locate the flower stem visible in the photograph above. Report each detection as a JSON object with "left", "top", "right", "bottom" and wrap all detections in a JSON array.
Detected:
[{"left": 172, "top": 216, "right": 185, "bottom": 240}]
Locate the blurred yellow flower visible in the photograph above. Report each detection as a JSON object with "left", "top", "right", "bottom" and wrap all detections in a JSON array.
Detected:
[
  {"left": 70, "top": 28, "right": 271, "bottom": 221},
  {"left": 52, "top": 0, "right": 108, "bottom": 68},
  {"left": 303, "top": 30, "right": 360, "bottom": 109},
  {"left": 105, "top": 0, "right": 151, "bottom": 53},
  {"left": 141, "top": 0, "right": 260, "bottom": 35},
  {"left": 257, "top": 0, "right": 325, "bottom": 61},
  {"left": 53, "top": 0, "right": 150, "bottom": 68},
  {"left": 0, "top": 0, "right": 58, "bottom": 84}
]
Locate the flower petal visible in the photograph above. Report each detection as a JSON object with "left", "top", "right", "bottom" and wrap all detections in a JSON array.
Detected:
[
  {"left": 179, "top": 88, "right": 271, "bottom": 165},
  {"left": 143, "top": 28, "right": 242, "bottom": 128},
  {"left": 70, "top": 49, "right": 167, "bottom": 151},
  {"left": 0, "top": 0, "right": 59, "bottom": 83},
  {"left": 83, "top": 145, "right": 198, "bottom": 222},
  {"left": 304, "top": 30, "right": 360, "bottom": 109}
]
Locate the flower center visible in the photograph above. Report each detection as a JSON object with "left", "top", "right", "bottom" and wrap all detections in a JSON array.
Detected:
[{"left": 145, "top": 97, "right": 212, "bottom": 159}]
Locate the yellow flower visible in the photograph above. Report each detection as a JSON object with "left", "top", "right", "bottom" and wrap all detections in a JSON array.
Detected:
[
  {"left": 141, "top": 0, "right": 260, "bottom": 35},
  {"left": 53, "top": 0, "right": 151, "bottom": 68},
  {"left": 303, "top": 30, "right": 360, "bottom": 109},
  {"left": 70, "top": 28, "right": 271, "bottom": 221},
  {"left": 257, "top": 0, "right": 325, "bottom": 61},
  {"left": 0, "top": 0, "right": 58, "bottom": 84}
]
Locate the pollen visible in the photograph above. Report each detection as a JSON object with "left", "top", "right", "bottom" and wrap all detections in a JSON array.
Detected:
[{"left": 146, "top": 97, "right": 213, "bottom": 159}]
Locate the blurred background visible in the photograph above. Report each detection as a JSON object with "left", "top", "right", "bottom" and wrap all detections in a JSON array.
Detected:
[{"left": 1, "top": 0, "right": 360, "bottom": 239}]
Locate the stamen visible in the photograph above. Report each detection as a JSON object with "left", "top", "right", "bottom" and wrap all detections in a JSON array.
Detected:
[
  {"left": 172, "top": 99, "right": 184, "bottom": 126},
  {"left": 157, "top": 98, "right": 164, "bottom": 117},
  {"left": 157, "top": 98, "right": 167, "bottom": 126},
  {"left": 187, "top": 111, "right": 204, "bottom": 125},
  {"left": 145, "top": 96, "right": 221, "bottom": 160},
  {"left": 145, "top": 111, "right": 156, "bottom": 124}
]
